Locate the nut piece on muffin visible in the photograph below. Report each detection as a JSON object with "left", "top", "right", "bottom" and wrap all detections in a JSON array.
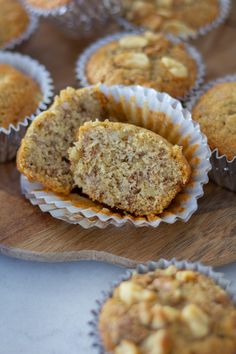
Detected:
[
  {"left": 0, "top": 0, "right": 30, "bottom": 48},
  {"left": 121, "top": 0, "right": 220, "bottom": 36},
  {"left": 86, "top": 32, "right": 197, "bottom": 98},
  {"left": 99, "top": 265, "right": 236, "bottom": 354},
  {"left": 25, "top": 0, "right": 71, "bottom": 10},
  {"left": 0, "top": 64, "right": 42, "bottom": 129},
  {"left": 192, "top": 82, "right": 236, "bottom": 161},
  {"left": 17, "top": 87, "right": 109, "bottom": 194},
  {"left": 69, "top": 121, "right": 190, "bottom": 216}
]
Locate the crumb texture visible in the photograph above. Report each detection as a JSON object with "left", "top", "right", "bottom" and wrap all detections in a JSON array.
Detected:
[
  {"left": 86, "top": 32, "right": 197, "bottom": 98},
  {"left": 26, "top": 0, "right": 71, "bottom": 10},
  {"left": 121, "top": 0, "right": 220, "bottom": 35},
  {"left": 99, "top": 266, "right": 236, "bottom": 354},
  {"left": 69, "top": 120, "right": 190, "bottom": 216},
  {"left": 0, "top": 0, "right": 29, "bottom": 48},
  {"left": 192, "top": 82, "right": 236, "bottom": 160},
  {"left": 0, "top": 64, "right": 42, "bottom": 129},
  {"left": 17, "top": 87, "right": 108, "bottom": 194}
]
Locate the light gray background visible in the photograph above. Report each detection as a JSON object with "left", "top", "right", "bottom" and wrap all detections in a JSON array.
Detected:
[{"left": 0, "top": 254, "right": 235, "bottom": 354}]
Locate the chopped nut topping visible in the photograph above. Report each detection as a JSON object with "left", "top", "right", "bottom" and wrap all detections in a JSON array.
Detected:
[
  {"left": 151, "top": 304, "right": 180, "bottom": 329},
  {"left": 138, "top": 302, "right": 153, "bottom": 325},
  {"left": 119, "top": 35, "right": 148, "bottom": 49},
  {"left": 115, "top": 340, "right": 140, "bottom": 354},
  {"left": 176, "top": 270, "right": 197, "bottom": 282},
  {"left": 182, "top": 304, "right": 209, "bottom": 338},
  {"left": 161, "top": 57, "right": 188, "bottom": 78},
  {"left": 142, "top": 329, "right": 171, "bottom": 354},
  {"left": 114, "top": 53, "right": 150, "bottom": 69},
  {"left": 144, "top": 31, "right": 164, "bottom": 43},
  {"left": 118, "top": 281, "right": 156, "bottom": 305},
  {"left": 162, "top": 20, "right": 195, "bottom": 35}
]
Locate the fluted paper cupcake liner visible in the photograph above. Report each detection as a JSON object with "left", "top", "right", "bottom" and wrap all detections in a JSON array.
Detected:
[
  {"left": 2, "top": 13, "right": 38, "bottom": 50},
  {"left": 186, "top": 74, "right": 236, "bottom": 192},
  {"left": 116, "top": 0, "right": 231, "bottom": 41},
  {"left": 89, "top": 258, "right": 236, "bottom": 354},
  {"left": 0, "top": 51, "right": 54, "bottom": 162},
  {"left": 21, "top": 84, "right": 211, "bottom": 228},
  {"left": 75, "top": 31, "right": 205, "bottom": 103},
  {"left": 22, "top": 0, "right": 120, "bottom": 38}
]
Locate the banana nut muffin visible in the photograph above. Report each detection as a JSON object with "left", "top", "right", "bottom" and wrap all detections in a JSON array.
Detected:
[
  {"left": 121, "top": 0, "right": 220, "bottom": 36},
  {"left": 25, "top": 0, "right": 71, "bottom": 10},
  {"left": 0, "top": 0, "right": 30, "bottom": 48},
  {"left": 0, "top": 64, "right": 42, "bottom": 129},
  {"left": 86, "top": 32, "right": 197, "bottom": 98},
  {"left": 192, "top": 82, "right": 236, "bottom": 161},
  {"left": 99, "top": 265, "right": 236, "bottom": 354},
  {"left": 69, "top": 121, "right": 190, "bottom": 216},
  {"left": 17, "top": 87, "right": 109, "bottom": 194}
]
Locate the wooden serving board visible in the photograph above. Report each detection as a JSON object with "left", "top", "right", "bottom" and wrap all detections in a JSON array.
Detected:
[{"left": 0, "top": 6, "right": 236, "bottom": 267}]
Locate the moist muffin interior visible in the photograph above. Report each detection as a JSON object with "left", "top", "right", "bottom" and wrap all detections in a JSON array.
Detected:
[
  {"left": 99, "top": 266, "right": 236, "bottom": 354},
  {"left": 86, "top": 32, "right": 197, "bottom": 98}
]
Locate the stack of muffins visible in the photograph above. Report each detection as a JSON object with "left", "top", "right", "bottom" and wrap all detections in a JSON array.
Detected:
[{"left": 1, "top": 1, "right": 236, "bottom": 352}]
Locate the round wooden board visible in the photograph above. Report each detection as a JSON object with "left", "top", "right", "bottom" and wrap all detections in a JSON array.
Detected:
[{"left": 0, "top": 9, "right": 236, "bottom": 267}]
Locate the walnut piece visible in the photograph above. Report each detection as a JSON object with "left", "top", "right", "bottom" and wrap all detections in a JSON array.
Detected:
[
  {"left": 115, "top": 340, "right": 140, "bottom": 354},
  {"left": 114, "top": 53, "right": 150, "bottom": 69},
  {"left": 119, "top": 35, "right": 148, "bottom": 49},
  {"left": 118, "top": 281, "right": 156, "bottom": 305},
  {"left": 176, "top": 270, "right": 197, "bottom": 282},
  {"left": 161, "top": 57, "right": 188, "bottom": 78},
  {"left": 141, "top": 329, "right": 171, "bottom": 354},
  {"left": 182, "top": 304, "right": 209, "bottom": 338}
]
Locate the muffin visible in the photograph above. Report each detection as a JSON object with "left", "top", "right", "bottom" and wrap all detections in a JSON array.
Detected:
[
  {"left": 192, "top": 82, "right": 236, "bottom": 161},
  {"left": 99, "top": 265, "right": 236, "bottom": 354},
  {"left": 85, "top": 32, "right": 198, "bottom": 98},
  {"left": 17, "top": 87, "right": 109, "bottom": 194},
  {"left": 69, "top": 120, "right": 190, "bottom": 216},
  {"left": 0, "top": 0, "right": 30, "bottom": 49},
  {"left": 121, "top": 0, "right": 220, "bottom": 36},
  {"left": 0, "top": 64, "right": 42, "bottom": 130},
  {"left": 24, "top": 0, "right": 70, "bottom": 10}
]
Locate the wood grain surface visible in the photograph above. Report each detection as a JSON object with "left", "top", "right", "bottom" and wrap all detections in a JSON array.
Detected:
[{"left": 0, "top": 6, "right": 236, "bottom": 267}]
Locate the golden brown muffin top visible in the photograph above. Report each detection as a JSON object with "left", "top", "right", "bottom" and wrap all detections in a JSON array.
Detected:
[
  {"left": 121, "top": 0, "right": 220, "bottom": 36},
  {"left": 192, "top": 82, "right": 236, "bottom": 161},
  {"left": 0, "top": 64, "right": 42, "bottom": 129},
  {"left": 99, "top": 265, "right": 236, "bottom": 354},
  {"left": 0, "top": 0, "right": 30, "bottom": 49},
  {"left": 86, "top": 32, "right": 197, "bottom": 99},
  {"left": 26, "top": 0, "right": 71, "bottom": 10}
]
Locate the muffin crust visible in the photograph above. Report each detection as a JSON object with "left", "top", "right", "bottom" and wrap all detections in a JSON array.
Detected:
[
  {"left": 0, "top": 64, "right": 42, "bottom": 129},
  {"left": 69, "top": 121, "right": 190, "bottom": 216},
  {"left": 99, "top": 266, "right": 236, "bottom": 354},
  {"left": 0, "top": 0, "right": 30, "bottom": 48},
  {"left": 86, "top": 32, "right": 197, "bottom": 98},
  {"left": 192, "top": 82, "right": 236, "bottom": 161},
  {"left": 121, "top": 0, "right": 220, "bottom": 36}
]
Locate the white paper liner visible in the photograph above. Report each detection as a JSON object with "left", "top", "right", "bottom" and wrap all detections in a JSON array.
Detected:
[
  {"left": 186, "top": 74, "right": 236, "bottom": 192},
  {"left": 2, "top": 12, "right": 38, "bottom": 50},
  {"left": 21, "top": 84, "right": 211, "bottom": 228},
  {"left": 21, "top": 0, "right": 121, "bottom": 38},
  {"left": 0, "top": 51, "right": 54, "bottom": 162},
  {"left": 75, "top": 31, "right": 205, "bottom": 103},
  {"left": 89, "top": 258, "right": 236, "bottom": 354},
  {"left": 116, "top": 0, "right": 231, "bottom": 41}
]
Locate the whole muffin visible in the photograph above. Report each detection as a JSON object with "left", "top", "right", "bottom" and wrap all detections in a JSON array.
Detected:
[
  {"left": 99, "top": 265, "right": 236, "bottom": 354},
  {"left": 121, "top": 0, "right": 220, "bottom": 36},
  {"left": 192, "top": 82, "right": 236, "bottom": 161},
  {"left": 0, "top": 64, "right": 42, "bottom": 129},
  {"left": 69, "top": 120, "right": 190, "bottom": 216},
  {"left": 86, "top": 32, "right": 198, "bottom": 98},
  {"left": 0, "top": 0, "right": 30, "bottom": 49}
]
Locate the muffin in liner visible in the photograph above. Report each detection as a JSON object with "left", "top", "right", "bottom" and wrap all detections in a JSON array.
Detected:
[
  {"left": 89, "top": 258, "right": 236, "bottom": 353},
  {"left": 20, "top": 84, "right": 211, "bottom": 228},
  {"left": 22, "top": 0, "right": 120, "bottom": 38},
  {"left": 75, "top": 31, "right": 205, "bottom": 103},
  {"left": 186, "top": 74, "right": 236, "bottom": 192},
  {"left": 116, "top": 0, "right": 231, "bottom": 41},
  {"left": 0, "top": 51, "right": 54, "bottom": 162},
  {"left": 2, "top": 11, "right": 38, "bottom": 50}
]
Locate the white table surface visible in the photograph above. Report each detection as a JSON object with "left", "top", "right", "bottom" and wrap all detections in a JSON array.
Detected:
[{"left": 0, "top": 254, "right": 235, "bottom": 354}]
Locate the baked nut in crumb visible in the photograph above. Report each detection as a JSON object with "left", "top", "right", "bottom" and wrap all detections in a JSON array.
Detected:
[
  {"left": 17, "top": 87, "right": 109, "bottom": 194},
  {"left": 0, "top": 64, "right": 42, "bottom": 129},
  {"left": 192, "top": 82, "right": 236, "bottom": 161},
  {"left": 69, "top": 120, "right": 190, "bottom": 216},
  {"left": 121, "top": 0, "right": 220, "bottom": 36},
  {"left": 0, "top": 0, "right": 30, "bottom": 49},
  {"left": 86, "top": 32, "right": 197, "bottom": 98},
  {"left": 99, "top": 266, "right": 236, "bottom": 354}
]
